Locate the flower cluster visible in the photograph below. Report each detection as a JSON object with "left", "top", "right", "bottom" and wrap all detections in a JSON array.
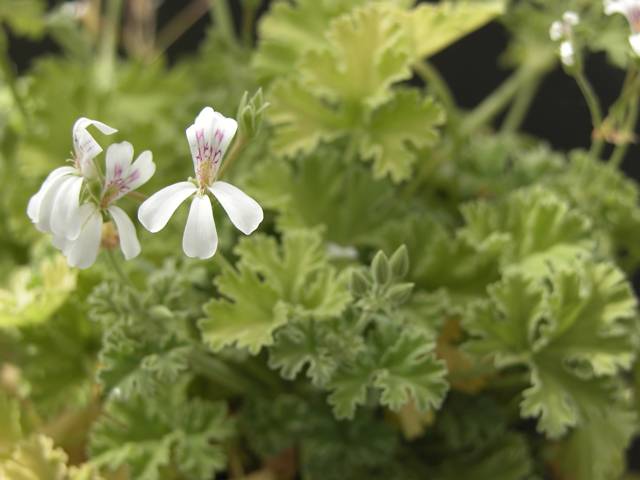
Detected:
[
  {"left": 27, "top": 107, "right": 263, "bottom": 269},
  {"left": 549, "top": 11, "right": 580, "bottom": 66}
]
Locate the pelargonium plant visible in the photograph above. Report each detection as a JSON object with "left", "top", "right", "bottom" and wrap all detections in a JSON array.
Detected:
[{"left": 2, "top": 1, "right": 640, "bottom": 479}]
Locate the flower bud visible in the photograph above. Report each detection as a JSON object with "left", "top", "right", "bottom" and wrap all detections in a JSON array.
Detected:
[
  {"left": 350, "top": 269, "right": 370, "bottom": 296},
  {"left": 386, "top": 283, "right": 414, "bottom": 305},
  {"left": 371, "top": 251, "right": 390, "bottom": 286},
  {"left": 389, "top": 245, "right": 409, "bottom": 279},
  {"left": 237, "top": 88, "right": 270, "bottom": 138}
]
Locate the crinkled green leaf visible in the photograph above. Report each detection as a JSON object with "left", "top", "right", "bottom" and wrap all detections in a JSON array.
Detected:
[
  {"left": 406, "top": 1, "right": 505, "bottom": 59},
  {"left": 253, "top": 0, "right": 368, "bottom": 82},
  {"left": 465, "top": 261, "right": 637, "bottom": 438},
  {"left": 246, "top": 147, "right": 401, "bottom": 246},
  {"left": 460, "top": 186, "right": 592, "bottom": 271},
  {"left": 328, "top": 324, "right": 447, "bottom": 419},
  {"left": 89, "top": 392, "right": 232, "bottom": 480},
  {"left": 0, "top": 254, "right": 76, "bottom": 328},
  {"left": 200, "top": 230, "right": 350, "bottom": 354},
  {"left": 300, "top": 4, "right": 412, "bottom": 107},
  {"left": 358, "top": 89, "right": 444, "bottom": 182},
  {"left": 268, "top": 78, "right": 348, "bottom": 156}
]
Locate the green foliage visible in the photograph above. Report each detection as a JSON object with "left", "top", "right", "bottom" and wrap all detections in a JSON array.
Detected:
[
  {"left": 4, "top": 1, "right": 640, "bottom": 479},
  {"left": 465, "top": 260, "right": 637, "bottom": 439},
  {"left": 89, "top": 389, "right": 233, "bottom": 480},
  {"left": 200, "top": 229, "right": 351, "bottom": 354}
]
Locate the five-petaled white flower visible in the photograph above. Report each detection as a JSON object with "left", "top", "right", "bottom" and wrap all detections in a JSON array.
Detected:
[
  {"left": 549, "top": 11, "right": 580, "bottom": 66},
  {"left": 27, "top": 117, "right": 117, "bottom": 240},
  {"left": 54, "top": 142, "right": 155, "bottom": 269},
  {"left": 138, "top": 107, "right": 263, "bottom": 259},
  {"left": 605, "top": 0, "right": 640, "bottom": 55}
]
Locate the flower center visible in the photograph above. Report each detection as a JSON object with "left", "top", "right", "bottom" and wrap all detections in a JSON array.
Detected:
[{"left": 195, "top": 128, "right": 224, "bottom": 188}]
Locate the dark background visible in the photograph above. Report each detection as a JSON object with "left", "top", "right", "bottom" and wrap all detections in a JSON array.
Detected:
[{"left": 6, "top": 0, "right": 640, "bottom": 472}]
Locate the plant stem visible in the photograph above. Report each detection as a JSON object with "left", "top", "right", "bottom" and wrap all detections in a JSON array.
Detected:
[
  {"left": 210, "top": 0, "right": 236, "bottom": 45},
  {"left": 414, "top": 61, "right": 458, "bottom": 123},
  {"left": 610, "top": 93, "right": 639, "bottom": 168},
  {"left": 95, "top": 0, "right": 124, "bottom": 91},
  {"left": 104, "top": 248, "right": 131, "bottom": 286},
  {"left": 189, "top": 349, "right": 264, "bottom": 396},
  {"left": 154, "top": 0, "right": 210, "bottom": 59},
  {"left": 462, "top": 65, "right": 530, "bottom": 133},
  {"left": 501, "top": 75, "right": 542, "bottom": 133},
  {"left": 574, "top": 69, "right": 604, "bottom": 158},
  {"left": 217, "top": 134, "right": 248, "bottom": 179}
]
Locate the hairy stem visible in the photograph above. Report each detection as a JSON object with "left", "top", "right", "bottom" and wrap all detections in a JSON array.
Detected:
[
  {"left": 154, "top": 0, "right": 210, "bottom": 59},
  {"left": 0, "top": 29, "right": 28, "bottom": 120},
  {"left": 210, "top": 0, "right": 236, "bottom": 45},
  {"left": 217, "top": 134, "right": 248, "bottom": 179},
  {"left": 501, "top": 75, "right": 542, "bottom": 133},
  {"left": 104, "top": 248, "right": 131, "bottom": 286},
  {"left": 574, "top": 70, "right": 604, "bottom": 158},
  {"left": 414, "top": 61, "right": 459, "bottom": 124},
  {"left": 95, "top": 0, "right": 124, "bottom": 91}
]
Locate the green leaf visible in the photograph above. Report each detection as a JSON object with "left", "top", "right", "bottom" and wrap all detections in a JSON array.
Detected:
[
  {"left": 246, "top": 147, "right": 402, "bottom": 246},
  {"left": 328, "top": 324, "right": 448, "bottom": 419},
  {"left": 406, "top": 1, "right": 505, "bottom": 59},
  {"left": 553, "top": 404, "right": 636, "bottom": 480},
  {"left": 89, "top": 392, "right": 233, "bottom": 480},
  {"left": 465, "top": 261, "right": 637, "bottom": 438},
  {"left": 253, "top": 0, "right": 369, "bottom": 83},
  {"left": 0, "top": 435, "right": 68, "bottom": 480},
  {"left": 0, "top": 254, "right": 76, "bottom": 328},
  {"left": 358, "top": 89, "right": 444, "bottom": 182},
  {"left": 0, "top": 392, "right": 22, "bottom": 454},
  {"left": 300, "top": 4, "right": 412, "bottom": 107},
  {"left": 460, "top": 186, "right": 592, "bottom": 272},
  {"left": 0, "top": 0, "right": 45, "bottom": 38},
  {"left": 268, "top": 78, "right": 348, "bottom": 156},
  {"left": 200, "top": 230, "right": 351, "bottom": 354}
]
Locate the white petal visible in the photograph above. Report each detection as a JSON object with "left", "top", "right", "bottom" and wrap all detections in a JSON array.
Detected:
[
  {"left": 209, "top": 181, "right": 263, "bottom": 235},
  {"left": 27, "top": 166, "right": 76, "bottom": 222},
  {"left": 604, "top": 0, "right": 629, "bottom": 15},
  {"left": 51, "top": 175, "right": 84, "bottom": 239},
  {"left": 549, "top": 21, "right": 563, "bottom": 41},
  {"left": 183, "top": 194, "right": 218, "bottom": 259},
  {"left": 186, "top": 107, "right": 238, "bottom": 180},
  {"left": 630, "top": 33, "right": 640, "bottom": 55},
  {"left": 72, "top": 117, "right": 117, "bottom": 176},
  {"left": 65, "top": 205, "right": 102, "bottom": 269},
  {"left": 105, "top": 141, "right": 134, "bottom": 184},
  {"left": 137, "top": 182, "right": 197, "bottom": 233},
  {"left": 125, "top": 150, "right": 155, "bottom": 192},
  {"left": 108, "top": 206, "right": 141, "bottom": 260},
  {"left": 560, "top": 41, "right": 575, "bottom": 66},
  {"left": 35, "top": 174, "right": 73, "bottom": 233},
  {"left": 563, "top": 11, "right": 579, "bottom": 25}
]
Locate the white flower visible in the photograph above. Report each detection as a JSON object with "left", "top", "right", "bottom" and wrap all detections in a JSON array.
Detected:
[
  {"left": 604, "top": 0, "right": 640, "bottom": 55},
  {"left": 138, "top": 107, "right": 263, "bottom": 259},
  {"left": 54, "top": 142, "right": 155, "bottom": 269},
  {"left": 27, "top": 117, "right": 117, "bottom": 240},
  {"left": 549, "top": 11, "right": 580, "bottom": 66}
]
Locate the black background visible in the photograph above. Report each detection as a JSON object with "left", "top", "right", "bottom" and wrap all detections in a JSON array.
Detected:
[{"left": 6, "top": 0, "right": 640, "bottom": 472}]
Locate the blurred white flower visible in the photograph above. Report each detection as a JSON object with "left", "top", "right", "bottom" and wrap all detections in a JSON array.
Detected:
[
  {"left": 549, "top": 11, "right": 580, "bottom": 66},
  {"left": 138, "top": 107, "right": 263, "bottom": 260},
  {"left": 54, "top": 142, "right": 155, "bottom": 269},
  {"left": 27, "top": 117, "right": 117, "bottom": 240},
  {"left": 604, "top": 0, "right": 640, "bottom": 55}
]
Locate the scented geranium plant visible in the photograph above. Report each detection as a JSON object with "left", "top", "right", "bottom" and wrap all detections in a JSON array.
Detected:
[{"left": 3, "top": 0, "right": 640, "bottom": 479}]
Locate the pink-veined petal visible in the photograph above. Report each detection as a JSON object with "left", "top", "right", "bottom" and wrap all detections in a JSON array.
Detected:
[
  {"left": 27, "top": 166, "right": 76, "bottom": 222},
  {"left": 137, "top": 182, "right": 197, "bottom": 233},
  {"left": 105, "top": 141, "right": 134, "bottom": 185},
  {"left": 209, "top": 181, "right": 263, "bottom": 235},
  {"left": 125, "top": 150, "right": 155, "bottom": 193},
  {"left": 182, "top": 194, "right": 218, "bottom": 259},
  {"left": 108, "top": 206, "right": 141, "bottom": 260},
  {"left": 64, "top": 205, "right": 102, "bottom": 269},
  {"left": 51, "top": 175, "right": 84, "bottom": 240}
]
